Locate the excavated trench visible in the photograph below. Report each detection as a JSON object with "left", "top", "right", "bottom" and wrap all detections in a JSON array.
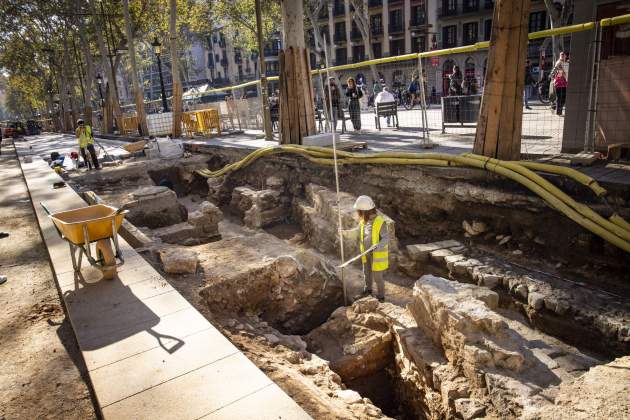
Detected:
[{"left": 66, "top": 153, "right": 630, "bottom": 420}]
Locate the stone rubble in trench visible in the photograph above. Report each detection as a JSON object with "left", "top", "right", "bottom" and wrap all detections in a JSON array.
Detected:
[{"left": 67, "top": 160, "right": 630, "bottom": 419}]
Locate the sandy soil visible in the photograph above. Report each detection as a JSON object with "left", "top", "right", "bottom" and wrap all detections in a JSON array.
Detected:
[{"left": 0, "top": 144, "right": 96, "bottom": 420}]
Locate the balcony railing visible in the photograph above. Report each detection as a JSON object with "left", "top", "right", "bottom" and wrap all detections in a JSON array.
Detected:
[
  {"left": 463, "top": 0, "right": 479, "bottom": 13},
  {"left": 438, "top": 7, "right": 458, "bottom": 17},
  {"left": 389, "top": 23, "right": 404, "bottom": 33},
  {"left": 463, "top": 35, "right": 478, "bottom": 45},
  {"left": 368, "top": 0, "right": 382, "bottom": 7},
  {"left": 371, "top": 25, "right": 383, "bottom": 36},
  {"left": 409, "top": 15, "right": 427, "bottom": 27},
  {"left": 334, "top": 32, "right": 346, "bottom": 42}
]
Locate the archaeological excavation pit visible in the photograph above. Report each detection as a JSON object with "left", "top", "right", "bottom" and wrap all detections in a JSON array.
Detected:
[{"left": 62, "top": 148, "right": 630, "bottom": 419}]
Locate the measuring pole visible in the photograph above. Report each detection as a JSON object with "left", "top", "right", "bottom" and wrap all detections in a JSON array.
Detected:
[
  {"left": 322, "top": 37, "right": 348, "bottom": 305},
  {"left": 417, "top": 55, "right": 432, "bottom": 146}
]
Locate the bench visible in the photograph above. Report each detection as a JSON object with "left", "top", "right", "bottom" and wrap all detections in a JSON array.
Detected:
[
  {"left": 315, "top": 107, "right": 352, "bottom": 133},
  {"left": 374, "top": 101, "right": 399, "bottom": 130}
]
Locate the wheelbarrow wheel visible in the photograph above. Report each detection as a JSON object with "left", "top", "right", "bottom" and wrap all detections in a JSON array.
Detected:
[{"left": 96, "top": 239, "right": 116, "bottom": 280}]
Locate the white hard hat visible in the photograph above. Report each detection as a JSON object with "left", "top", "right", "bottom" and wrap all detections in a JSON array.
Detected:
[{"left": 354, "top": 195, "right": 375, "bottom": 211}]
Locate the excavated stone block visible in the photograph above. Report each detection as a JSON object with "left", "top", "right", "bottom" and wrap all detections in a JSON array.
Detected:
[
  {"left": 188, "top": 201, "right": 223, "bottom": 232},
  {"left": 407, "top": 243, "right": 443, "bottom": 261},
  {"left": 528, "top": 292, "right": 545, "bottom": 310},
  {"left": 159, "top": 247, "right": 198, "bottom": 274},
  {"left": 152, "top": 222, "right": 196, "bottom": 244},
  {"left": 231, "top": 186, "right": 288, "bottom": 229},
  {"left": 479, "top": 273, "right": 502, "bottom": 289},
  {"left": 430, "top": 248, "right": 454, "bottom": 263},
  {"left": 126, "top": 186, "right": 187, "bottom": 228},
  {"left": 452, "top": 259, "right": 482, "bottom": 276},
  {"left": 454, "top": 398, "right": 486, "bottom": 419},
  {"left": 445, "top": 254, "right": 467, "bottom": 270}
]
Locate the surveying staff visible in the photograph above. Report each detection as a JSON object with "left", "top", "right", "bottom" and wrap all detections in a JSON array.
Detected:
[
  {"left": 348, "top": 195, "right": 389, "bottom": 302},
  {"left": 75, "top": 119, "right": 100, "bottom": 170}
]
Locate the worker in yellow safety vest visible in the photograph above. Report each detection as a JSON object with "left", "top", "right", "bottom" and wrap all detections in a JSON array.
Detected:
[
  {"left": 353, "top": 195, "right": 389, "bottom": 301},
  {"left": 75, "top": 119, "right": 100, "bottom": 170}
]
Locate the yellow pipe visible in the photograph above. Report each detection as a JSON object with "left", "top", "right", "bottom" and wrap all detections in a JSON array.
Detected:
[
  {"left": 463, "top": 154, "right": 630, "bottom": 243},
  {"left": 601, "top": 14, "right": 630, "bottom": 27},
  {"left": 528, "top": 22, "right": 596, "bottom": 40},
  {"left": 516, "top": 161, "right": 607, "bottom": 197},
  {"left": 611, "top": 213, "right": 630, "bottom": 233},
  {"left": 194, "top": 146, "right": 630, "bottom": 253}
]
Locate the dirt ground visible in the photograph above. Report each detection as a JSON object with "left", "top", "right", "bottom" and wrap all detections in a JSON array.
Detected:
[{"left": 0, "top": 145, "right": 96, "bottom": 420}]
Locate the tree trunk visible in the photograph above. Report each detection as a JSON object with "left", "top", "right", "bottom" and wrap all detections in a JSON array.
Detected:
[
  {"left": 88, "top": 0, "right": 122, "bottom": 134},
  {"left": 76, "top": 0, "right": 94, "bottom": 126},
  {"left": 279, "top": 0, "right": 316, "bottom": 144},
  {"left": 169, "top": 0, "right": 183, "bottom": 137},
  {"left": 351, "top": 0, "right": 378, "bottom": 81},
  {"left": 122, "top": 0, "right": 148, "bottom": 136},
  {"left": 473, "top": 0, "right": 531, "bottom": 160}
]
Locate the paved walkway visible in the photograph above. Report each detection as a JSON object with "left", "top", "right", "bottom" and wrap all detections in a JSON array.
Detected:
[{"left": 14, "top": 135, "right": 311, "bottom": 419}]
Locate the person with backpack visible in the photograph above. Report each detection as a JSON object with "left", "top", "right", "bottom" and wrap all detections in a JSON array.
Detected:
[{"left": 75, "top": 119, "right": 100, "bottom": 170}]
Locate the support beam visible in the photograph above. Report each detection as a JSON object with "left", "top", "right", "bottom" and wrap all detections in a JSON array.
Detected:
[{"left": 473, "top": 0, "right": 531, "bottom": 160}]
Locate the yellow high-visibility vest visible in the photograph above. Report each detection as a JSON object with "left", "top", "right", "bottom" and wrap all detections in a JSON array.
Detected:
[
  {"left": 76, "top": 125, "right": 94, "bottom": 148},
  {"left": 359, "top": 215, "right": 389, "bottom": 272}
]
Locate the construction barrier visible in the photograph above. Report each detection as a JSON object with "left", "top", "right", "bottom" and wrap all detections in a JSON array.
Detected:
[
  {"left": 110, "top": 13, "right": 629, "bottom": 151},
  {"left": 182, "top": 109, "right": 221, "bottom": 138},
  {"left": 120, "top": 114, "right": 139, "bottom": 136}
]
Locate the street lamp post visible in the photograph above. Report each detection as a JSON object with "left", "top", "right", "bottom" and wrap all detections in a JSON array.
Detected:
[
  {"left": 151, "top": 37, "right": 169, "bottom": 112},
  {"left": 96, "top": 73, "right": 104, "bottom": 105}
]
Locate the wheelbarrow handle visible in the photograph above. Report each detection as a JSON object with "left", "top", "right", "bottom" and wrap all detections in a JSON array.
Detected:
[
  {"left": 40, "top": 202, "right": 52, "bottom": 215},
  {"left": 40, "top": 202, "right": 64, "bottom": 238}
]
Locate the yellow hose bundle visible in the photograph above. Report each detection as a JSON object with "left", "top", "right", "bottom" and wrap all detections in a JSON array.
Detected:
[{"left": 195, "top": 145, "right": 630, "bottom": 253}]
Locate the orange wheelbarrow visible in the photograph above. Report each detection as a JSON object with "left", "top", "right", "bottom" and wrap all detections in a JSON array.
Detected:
[{"left": 41, "top": 203, "right": 130, "bottom": 280}]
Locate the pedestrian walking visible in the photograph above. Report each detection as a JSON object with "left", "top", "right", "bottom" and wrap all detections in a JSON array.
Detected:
[
  {"left": 345, "top": 77, "right": 363, "bottom": 132},
  {"left": 554, "top": 69, "right": 568, "bottom": 116},
  {"left": 324, "top": 77, "right": 343, "bottom": 132},
  {"left": 449, "top": 66, "right": 463, "bottom": 96},
  {"left": 75, "top": 119, "right": 100, "bottom": 170},
  {"left": 524, "top": 60, "right": 534, "bottom": 109}
]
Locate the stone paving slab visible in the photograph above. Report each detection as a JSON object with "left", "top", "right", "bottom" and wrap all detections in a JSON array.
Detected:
[{"left": 15, "top": 138, "right": 311, "bottom": 419}]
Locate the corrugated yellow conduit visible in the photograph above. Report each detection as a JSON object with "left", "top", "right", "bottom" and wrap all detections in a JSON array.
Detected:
[{"left": 196, "top": 145, "right": 630, "bottom": 253}]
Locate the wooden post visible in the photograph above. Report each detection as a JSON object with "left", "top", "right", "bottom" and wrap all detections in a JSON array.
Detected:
[
  {"left": 473, "top": 0, "right": 531, "bottom": 160},
  {"left": 279, "top": 0, "right": 316, "bottom": 144}
]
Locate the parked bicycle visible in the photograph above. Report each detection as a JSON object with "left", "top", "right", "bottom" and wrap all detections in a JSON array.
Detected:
[{"left": 536, "top": 73, "right": 551, "bottom": 105}]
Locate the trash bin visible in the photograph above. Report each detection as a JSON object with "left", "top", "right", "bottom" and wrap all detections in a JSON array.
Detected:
[{"left": 440, "top": 95, "right": 481, "bottom": 132}]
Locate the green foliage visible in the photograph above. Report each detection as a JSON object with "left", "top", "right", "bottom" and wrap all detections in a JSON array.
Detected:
[{"left": 213, "top": 0, "right": 281, "bottom": 52}]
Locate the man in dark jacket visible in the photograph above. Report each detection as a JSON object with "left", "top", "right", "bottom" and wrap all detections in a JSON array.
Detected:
[
  {"left": 324, "top": 77, "right": 342, "bottom": 131},
  {"left": 524, "top": 60, "right": 534, "bottom": 110}
]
